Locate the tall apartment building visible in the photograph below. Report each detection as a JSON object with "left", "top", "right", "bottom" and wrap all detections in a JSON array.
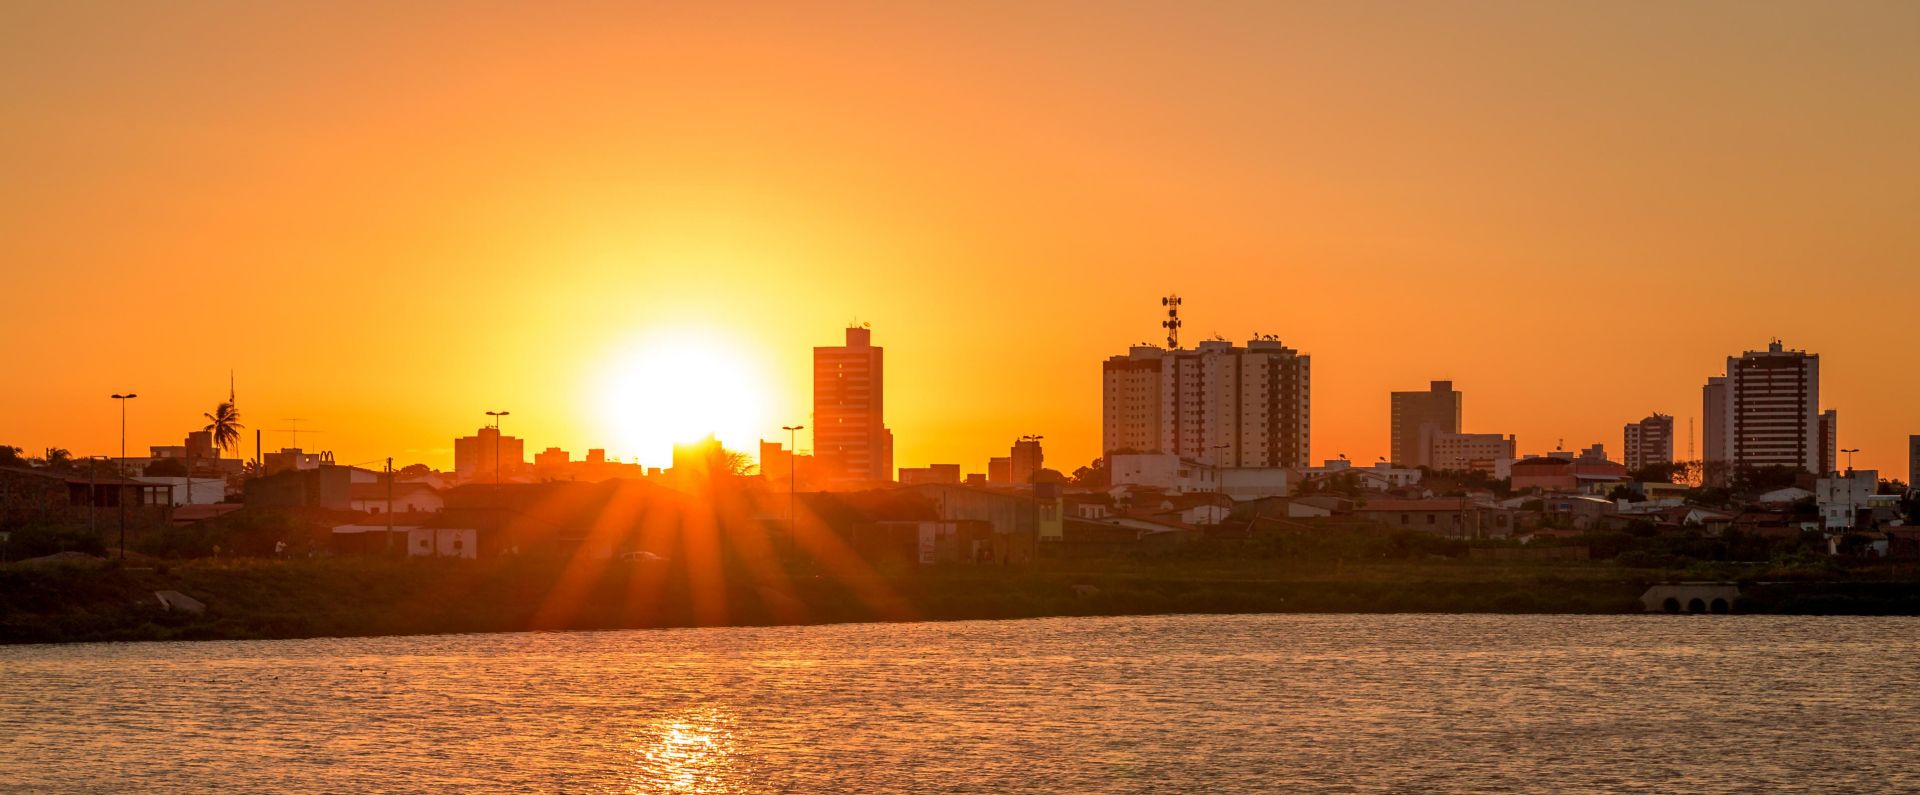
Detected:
[
  {"left": 1010, "top": 437, "right": 1045, "bottom": 485},
  {"left": 1390, "top": 381, "right": 1462, "bottom": 468},
  {"left": 1819, "top": 409, "right": 1838, "bottom": 475},
  {"left": 1623, "top": 413, "right": 1675, "bottom": 472},
  {"left": 1909, "top": 435, "right": 1919, "bottom": 489},
  {"left": 454, "top": 426, "right": 524, "bottom": 482},
  {"left": 1705, "top": 341, "right": 1824, "bottom": 475},
  {"left": 1702, "top": 377, "right": 1728, "bottom": 485},
  {"left": 1101, "top": 338, "right": 1310, "bottom": 468},
  {"left": 814, "top": 325, "right": 893, "bottom": 488}
]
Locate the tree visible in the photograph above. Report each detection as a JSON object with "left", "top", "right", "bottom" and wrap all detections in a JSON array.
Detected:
[
  {"left": 718, "top": 448, "right": 755, "bottom": 477},
  {"left": 1070, "top": 458, "right": 1109, "bottom": 489},
  {"left": 397, "top": 463, "right": 435, "bottom": 479},
  {"left": 203, "top": 400, "right": 245, "bottom": 456},
  {"left": 0, "top": 445, "right": 22, "bottom": 467},
  {"left": 1631, "top": 460, "right": 1703, "bottom": 486},
  {"left": 38, "top": 447, "right": 73, "bottom": 471},
  {"left": 145, "top": 458, "right": 188, "bottom": 477}
]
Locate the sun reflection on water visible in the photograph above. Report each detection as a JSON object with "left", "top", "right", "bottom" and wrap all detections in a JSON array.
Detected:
[{"left": 628, "top": 710, "right": 742, "bottom": 794}]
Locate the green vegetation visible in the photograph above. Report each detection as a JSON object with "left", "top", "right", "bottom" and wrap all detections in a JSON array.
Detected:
[{"left": 6, "top": 548, "right": 1918, "bottom": 645}]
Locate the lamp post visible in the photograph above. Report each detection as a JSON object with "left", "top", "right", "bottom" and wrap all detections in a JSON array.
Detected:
[
  {"left": 111, "top": 393, "right": 137, "bottom": 560},
  {"left": 1841, "top": 448, "right": 1860, "bottom": 473},
  {"left": 485, "top": 410, "right": 511, "bottom": 555},
  {"left": 782, "top": 425, "right": 804, "bottom": 545},
  {"left": 485, "top": 410, "right": 510, "bottom": 485}
]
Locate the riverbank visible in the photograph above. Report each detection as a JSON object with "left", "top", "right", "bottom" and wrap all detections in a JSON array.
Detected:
[{"left": 5, "top": 555, "right": 1919, "bottom": 644}]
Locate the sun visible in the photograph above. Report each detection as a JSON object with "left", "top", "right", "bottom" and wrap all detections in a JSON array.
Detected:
[{"left": 596, "top": 331, "right": 770, "bottom": 467}]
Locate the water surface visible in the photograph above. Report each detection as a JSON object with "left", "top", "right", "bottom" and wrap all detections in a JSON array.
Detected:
[{"left": 3, "top": 614, "right": 1916, "bottom": 793}]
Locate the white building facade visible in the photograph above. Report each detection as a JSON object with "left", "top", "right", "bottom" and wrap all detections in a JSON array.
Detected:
[
  {"left": 1817, "top": 469, "right": 1877, "bottom": 530},
  {"left": 1102, "top": 338, "right": 1310, "bottom": 469}
]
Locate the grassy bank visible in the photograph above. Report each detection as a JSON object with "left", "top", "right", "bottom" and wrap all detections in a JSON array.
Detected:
[{"left": 5, "top": 555, "right": 1918, "bottom": 645}]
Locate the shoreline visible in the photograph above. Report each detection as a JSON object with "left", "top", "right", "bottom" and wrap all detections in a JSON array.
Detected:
[{"left": 8, "top": 556, "right": 1920, "bottom": 645}]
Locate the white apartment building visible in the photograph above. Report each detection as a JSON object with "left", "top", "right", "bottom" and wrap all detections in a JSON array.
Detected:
[{"left": 1102, "top": 338, "right": 1310, "bottom": 469}]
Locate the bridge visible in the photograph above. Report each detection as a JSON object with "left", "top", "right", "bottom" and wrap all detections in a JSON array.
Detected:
[{"left": 1640, "top": 583, "right": 1741, "bottom": 614}]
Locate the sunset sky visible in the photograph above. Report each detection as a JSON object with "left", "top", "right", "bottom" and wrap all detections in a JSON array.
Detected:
[{"left": 4, "top": 2, "right": 1916, "bottom": 475}]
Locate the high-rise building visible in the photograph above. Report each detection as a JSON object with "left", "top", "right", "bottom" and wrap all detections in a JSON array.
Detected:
[
  {"left": 454, "top": 426, "right": 524, "bottom": 482},
  {"left": 1707, "top": 341, "right": 1823, "bottom": 474},
  {"left": 1101, "top": 337, "right": 1310, "bottom": 468},
  {"left": 1909, "top": 435, "right": 1919, "bottom": 489},
  {"left": 1702, "top": 377, "right": 1729, "bottom": 485},
  {"left": 1390, "top": 380, "right": 1461, "bottom": 468},
  {"left": 813, "top": 325, "right": 892, "bottom": 488},
  {"left": 1010, "top": 437, "right": 1044, "bottom": 485},
  {"left": 1818, "top": 409, "right": 1838, "bottom": 475},
  {"left": 1623, "top": 413, "right": 1674, "bottom": 472}
]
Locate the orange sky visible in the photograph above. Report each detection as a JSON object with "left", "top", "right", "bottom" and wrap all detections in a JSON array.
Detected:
[{"left": 3, "top": 2, "right": 1917, "bottom": 476}]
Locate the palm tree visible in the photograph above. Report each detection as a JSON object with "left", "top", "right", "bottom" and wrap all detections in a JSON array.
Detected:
[
  {"left": 40, "top": 447, "right": 73, "bottom": 470},
  {"left": 203, "top": 400, "right": 244, "bottom": 457}
]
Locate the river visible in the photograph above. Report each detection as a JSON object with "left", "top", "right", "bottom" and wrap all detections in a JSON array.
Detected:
[{"left": 3, "top": 614, "right": 1916, "bottom": 793}]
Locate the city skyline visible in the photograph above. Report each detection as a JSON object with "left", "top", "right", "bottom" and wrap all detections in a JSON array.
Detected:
[
  {"left": 4, "top": 2, "right": 1918, "bottom": 474},
  {"left": 11, "top": 322, "right": 1907, "bottom": 480}
]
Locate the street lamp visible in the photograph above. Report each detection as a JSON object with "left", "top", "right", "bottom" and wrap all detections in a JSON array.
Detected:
[
  {"left": 485, "top": 410, "right": 510, "bottom": 485},
  {"left": 1841, "top": 448, "right": 1860, "bottom": 473},
  {"left": 110, "top": 393, "right": 137, "bottom": 560},
  {"left": 782, "top": 425, "right": 804, "bottom": 544}
]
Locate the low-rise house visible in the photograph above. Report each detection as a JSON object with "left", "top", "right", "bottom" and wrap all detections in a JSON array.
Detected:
[
  {"left": 245, "top": 465, "right": 352, "bottom": 510},
  {"left": 0, "top": 466, "right": 174, "bottom": 530},
  {"left": 1299, "top": 459, "right": 1421, "bottom": 488},
  {"left": 1106, "top": 453, "right": 1289, "bottom": 499},
  {"left": 1541, "top": 495, "right": 1616, "bottom": 531},
  {"left": 1511, "top": 455, "right": 1630, "bottom": 494},
  {"left": 330, "top": 524, "right": 416, "bottom": 555},
  {"left": 407, "top": 526, "right": 479, "bottom": 559},
  {"left": 349, "top": 482, "right": 444, "bottom": 516},
  {"left": 133, "top": 476, "right": 229, "bottom": 506},
  {"left": 1756, "top": 486, "right": 1815, "bottom": 506},
  {"left": 172, "top": 503, "right": 244, "bottom": 526},
  {"left": 851, "top": 519, "right": 998, "bottom": 565},
  {"left": 1354, "top": 498, "right": 1511, "bottom": 539},
  {"left": 1729, "top": 509, "right": 1805, "bottom": 538}
]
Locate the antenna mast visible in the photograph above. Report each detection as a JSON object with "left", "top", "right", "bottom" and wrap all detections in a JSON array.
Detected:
[{"left": 1161, "top": 294, "right": 1183, "bottom": 349}]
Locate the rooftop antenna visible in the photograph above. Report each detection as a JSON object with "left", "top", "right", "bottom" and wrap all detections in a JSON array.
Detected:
[
  {"left": 1688, "top": 417, "right": 1695, "bottom": 461},
  {"left": 1161, "top": 294, "right": 1182, "bottom": 349},
  {"left": 271, "top": 418, "right": 322, "bottom": 449}
]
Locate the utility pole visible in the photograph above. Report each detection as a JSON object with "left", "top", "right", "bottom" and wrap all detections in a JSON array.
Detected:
[
  {"left": 1022, "top": 433, "right": 1045, "bottom": 561},
  {"left": 385, "top": 457, "right": 395, "bottom": 554},
  {"left": 486, "top": 410, "right": 510, "bottom": 485},
  {"left": 111, "top": 393, "right": 137, "bottom": 560},
  {"left": 783, "top": 425, "right": 804, "bottom": 546},
  {"left": 485, "top": 410, "right": 511, "bottom": 555}
]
